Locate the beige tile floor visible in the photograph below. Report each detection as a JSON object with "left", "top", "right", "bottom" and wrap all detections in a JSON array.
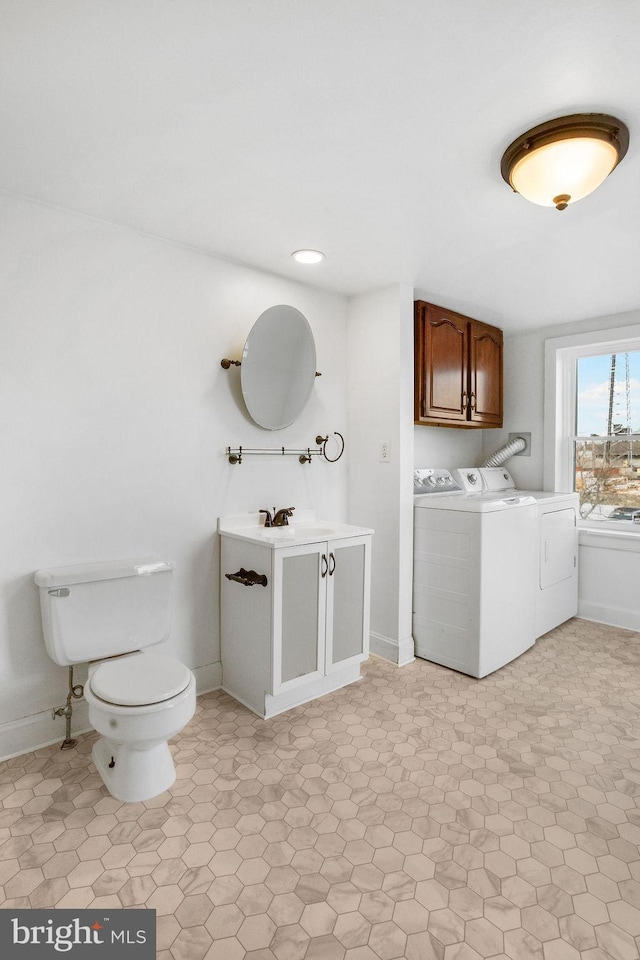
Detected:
[{"left": 2, "top": 617, "right": 640, "bottom": 960}]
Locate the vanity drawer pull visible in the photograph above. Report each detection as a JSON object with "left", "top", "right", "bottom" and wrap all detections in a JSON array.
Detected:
[{"left": 225, "top": 568, "right": 268, "bottom": 588}]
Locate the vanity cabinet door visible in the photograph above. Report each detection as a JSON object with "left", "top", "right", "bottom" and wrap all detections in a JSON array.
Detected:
[
  {"left": 325, "top": 536, "right": 371, "bottom": 673},
  {"left": 272, "top": 536, "right": 371, "bottom": 694},
  {"left": 273, "top": 544, "right": 326, "bottom": 695}
]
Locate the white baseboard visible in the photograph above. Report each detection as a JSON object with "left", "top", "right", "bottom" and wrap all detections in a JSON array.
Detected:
[
  {"left": 578, "top": 601, "right": 640, "bottom": 633},
  {"left": 369, "top": 631, "right": 415, "bottom": 666},
  {"left": 0, "top": 701, "right": 93, "bottom": 762},
  {"left": 0, "top": 661, "right": 223, "bottom": 763}
]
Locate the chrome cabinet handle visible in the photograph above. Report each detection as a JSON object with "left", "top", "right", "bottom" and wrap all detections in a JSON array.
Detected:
[
  {"left": 321, "top": 554, "right": 328, "bottom": 578},
  {"left": 328, "top": 552, "right": 336, "bottom": 576}
]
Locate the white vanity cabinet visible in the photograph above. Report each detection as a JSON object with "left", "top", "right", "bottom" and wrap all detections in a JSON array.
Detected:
[{"left": 219, "top": 514, "right": 372, "bottom": 719}]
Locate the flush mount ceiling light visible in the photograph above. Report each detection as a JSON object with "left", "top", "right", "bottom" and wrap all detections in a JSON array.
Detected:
[
  {"left": 291, "top": 249, "right": 325, "bottom": 264},
  {"left": 500, "top": 113, "right": 629, "bottom": 210}
]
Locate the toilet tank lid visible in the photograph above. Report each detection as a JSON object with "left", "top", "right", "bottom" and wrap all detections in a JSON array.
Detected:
[{"left": 34, "top": 558, "right": 176, "bottom": 588}]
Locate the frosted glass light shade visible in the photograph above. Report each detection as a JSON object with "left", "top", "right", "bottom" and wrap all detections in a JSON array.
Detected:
[
  {"left": 501, "top": 114, "right": 629, "bottom": 211},
  {"left": 511, "top": 137, "right": 619, "bottom": 207}
]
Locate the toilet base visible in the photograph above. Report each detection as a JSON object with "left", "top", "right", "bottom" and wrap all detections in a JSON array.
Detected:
[{"left": 92, "top": 736, "right": 177, "bottom": 803}]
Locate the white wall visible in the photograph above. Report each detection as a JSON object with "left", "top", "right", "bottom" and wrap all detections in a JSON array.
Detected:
[
  {"left": 494, "top": 308, "right": 640, "bottom": 632},
  {"left": 0, "top": 195, "right": 350, "bottom": 757},
  {"left": 414, "top": 424, "right": 484, "bottom": 470},
  {"left": 579, "top": 530, "right": 640, "bottom": 631},
  {"left": 347, "top": 285, "right": 415, "bottom": 665}
]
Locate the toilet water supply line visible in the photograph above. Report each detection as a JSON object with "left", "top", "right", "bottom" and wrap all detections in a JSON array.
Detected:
[
  {"left": 480, "top": 436, "right": 526, "bottom": 468},
  {"left": 52, "top": 666, "right": 84, "bottom": 750}
]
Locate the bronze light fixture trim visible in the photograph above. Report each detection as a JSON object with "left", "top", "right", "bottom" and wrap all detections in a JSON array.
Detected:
[{"left": 501, "top": 113, "right": 629, "bottom": 210}]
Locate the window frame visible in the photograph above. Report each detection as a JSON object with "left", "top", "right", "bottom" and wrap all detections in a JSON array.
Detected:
[{"left": 544, "top": 323, "right": 640, "bottom": 524}]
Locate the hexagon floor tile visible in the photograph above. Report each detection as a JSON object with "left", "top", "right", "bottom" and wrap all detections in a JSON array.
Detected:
[{"left": 2, "top": 617, "right": 640, "bottom": 959}]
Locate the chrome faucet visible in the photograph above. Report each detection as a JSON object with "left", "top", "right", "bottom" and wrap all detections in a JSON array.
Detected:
[{"left": 273, "top": 507, "right": 295, "bottom": 526}]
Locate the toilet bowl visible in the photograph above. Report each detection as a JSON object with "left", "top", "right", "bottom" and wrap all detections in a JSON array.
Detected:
[
  {"left": 84, "top": 651, "right": 196, "bottom": 802},
  {"left": 34, "top": 558, "right": 196, "bottom": 803}
]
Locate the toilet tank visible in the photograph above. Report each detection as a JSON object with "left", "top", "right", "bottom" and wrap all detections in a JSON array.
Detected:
[{"left": 34, "top": 558, "right": 176, "bottom": 666}]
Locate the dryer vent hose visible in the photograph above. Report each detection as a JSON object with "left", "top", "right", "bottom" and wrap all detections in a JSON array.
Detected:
[{"left": 481, "top": 436, "right": 527, "bottom": 468}]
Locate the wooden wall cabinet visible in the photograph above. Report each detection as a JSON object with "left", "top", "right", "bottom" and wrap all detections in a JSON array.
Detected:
[{"left": 414, "top": 300, "right": 503, "bottom": 428}]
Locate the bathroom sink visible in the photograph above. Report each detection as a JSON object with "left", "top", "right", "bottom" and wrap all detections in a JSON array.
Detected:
[
  {"left": 259, "top": 523, "right": 341, "bottom": 542},
  {"left": 218, "top": 512, "right": 374, "bottom": 546},
  {"left": 259, "top": 527, "right": 298, "bottom": 540},
  {"left": 292, "top": 524, "right": 338, "bottom": 538}
]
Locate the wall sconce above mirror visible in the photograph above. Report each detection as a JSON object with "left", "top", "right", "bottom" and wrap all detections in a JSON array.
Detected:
[{"left": 221, "top": 305, "right": 320, "bottom": 430}]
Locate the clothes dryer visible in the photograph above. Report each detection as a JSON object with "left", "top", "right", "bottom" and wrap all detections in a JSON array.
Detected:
[{"left": 453, "top": 468, "right": 579, "bottom": 638}]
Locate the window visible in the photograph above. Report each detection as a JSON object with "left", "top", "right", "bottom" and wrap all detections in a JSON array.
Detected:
[
  {"left": 544, "top": 324, "right": 640, "bottom": 525},
  {"left": 575, "top": 350, "right": 640, "bottom": 519}
]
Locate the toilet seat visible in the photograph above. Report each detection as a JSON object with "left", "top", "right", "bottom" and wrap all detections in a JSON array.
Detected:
[{"left": 90, "top": 652, "right": 192, "bottom": 706}]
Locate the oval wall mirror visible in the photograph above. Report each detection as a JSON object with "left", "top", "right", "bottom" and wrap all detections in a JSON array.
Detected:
[{"left": 240, "top": 305, "right": 317, "bottom": 430}]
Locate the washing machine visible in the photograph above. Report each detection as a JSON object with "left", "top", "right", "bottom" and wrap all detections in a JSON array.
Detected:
[
  {"left": 453, "top": 467, "right": 579, "bottom": 638},
  {"left": 413, "top": 469, "right": 538, "bottom": 678}
]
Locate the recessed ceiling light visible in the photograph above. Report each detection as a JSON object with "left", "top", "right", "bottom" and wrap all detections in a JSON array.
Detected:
[{"left": 291, "top": 249, "right": 325, "bottom": 265}]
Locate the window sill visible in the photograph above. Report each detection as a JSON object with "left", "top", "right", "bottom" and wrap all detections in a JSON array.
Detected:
[{"left": 579, "top": 522, "right": 640, "bottom": 552}]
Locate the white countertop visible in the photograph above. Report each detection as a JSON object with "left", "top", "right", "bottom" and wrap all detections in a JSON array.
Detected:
[{"left": 218, "top": 510, "right": 374, "bottom": 547}]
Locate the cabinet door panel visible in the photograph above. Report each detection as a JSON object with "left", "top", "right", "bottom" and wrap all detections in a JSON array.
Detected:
[
  {"left": 330, "top": 544, "right": 365, "bottom": 664},
  {"left": 281, "top": 552, "right": 321, "bottom": 683},
  {"left": 424, "top": 314, "right": 468, "bottom": 421},
  {"left": 326, "top": 537, "right": 370, "bottom": 672},
  {"left": 469, "top": 321, "right": 503, "bottom": 425},
  {"left": 415, "top": 302, "right": 468, "bottom": 424}
]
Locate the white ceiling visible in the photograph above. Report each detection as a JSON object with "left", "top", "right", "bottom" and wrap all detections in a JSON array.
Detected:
[{"left": 1, "top": 0, "right": 639, "bottom": 332}]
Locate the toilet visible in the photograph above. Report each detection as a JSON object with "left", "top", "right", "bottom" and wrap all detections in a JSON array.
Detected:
[{"left": 34, "top": 558, "right": 196, "bottom": 803}]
